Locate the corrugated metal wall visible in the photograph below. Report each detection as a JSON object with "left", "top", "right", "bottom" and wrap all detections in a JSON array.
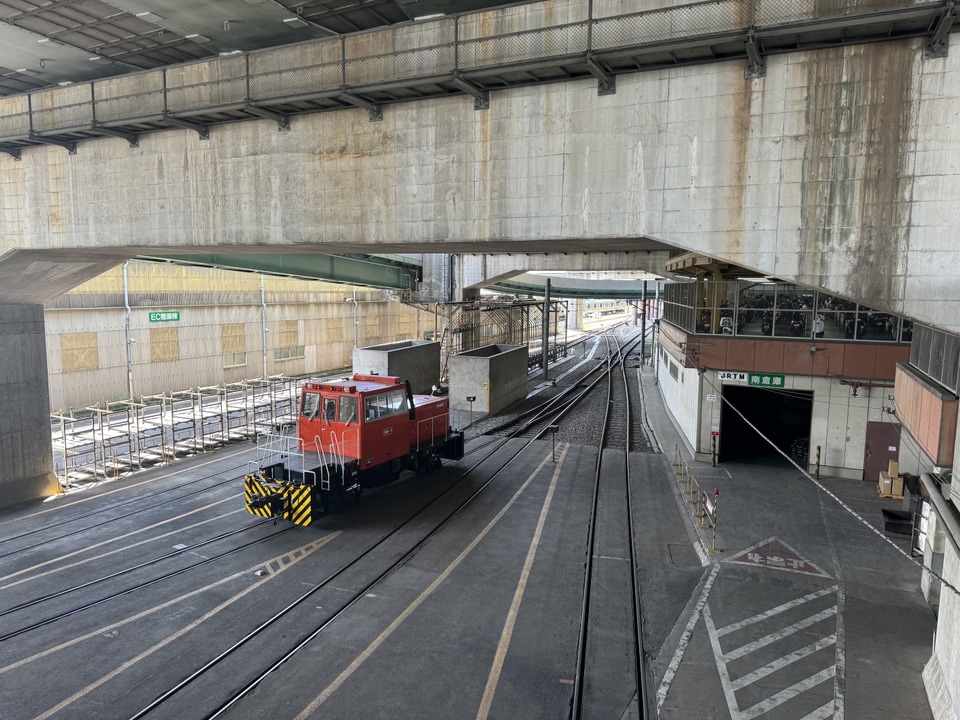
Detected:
[{"left": 44, "top": 261, "right": 437, "bottom": 412}]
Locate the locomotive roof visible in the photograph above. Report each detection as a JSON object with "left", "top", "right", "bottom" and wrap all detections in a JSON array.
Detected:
[{"left": 303, "top": 375, "right": 404, "bottom": 394}]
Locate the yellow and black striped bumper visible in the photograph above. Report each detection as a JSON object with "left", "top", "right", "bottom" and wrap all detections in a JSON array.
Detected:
[{"left": 244, "top": 475, "right": 314, "bottom": 526}]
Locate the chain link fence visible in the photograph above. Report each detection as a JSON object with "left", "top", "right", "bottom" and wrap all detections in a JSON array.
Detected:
[
  {"left": 595, "top": 0, "right": 749, "bottom": 49},
  {"left": 756, "top": 0, "right": 927, "bottom": 26},
  {"left": 0, "top": 0, "right": 942, "bottom": 143}
]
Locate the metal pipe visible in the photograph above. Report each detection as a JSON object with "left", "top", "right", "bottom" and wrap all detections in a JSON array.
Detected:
[
  {"left": 542, "top": 278, "right": 551, "bottom": 381},
  {"left": 123, "top": 261, "right": 134, "bottom": 401},
  {"left": 920, "top": 472, "right": 960, "bottom": 558},
  {"left": 641, "top": 280, "right": 647, "bottom": 360},
  {"left": 260, "top": 275, "right": 268, "bottom": 379}
]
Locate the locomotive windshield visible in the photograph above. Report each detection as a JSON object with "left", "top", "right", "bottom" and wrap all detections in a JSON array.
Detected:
[
  {"left": 339, "top": 396, "right": 358, "bottom": 424},
  {"left": 301, "top": 391, "right": 320, "bottom": 419}
]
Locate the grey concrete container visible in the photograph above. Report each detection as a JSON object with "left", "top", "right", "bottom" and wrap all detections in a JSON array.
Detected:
[
  {"left": 449, "top": 344, "right": 528, "bottom": 413},
  {"left": 353, "top": 340, "right": 441, "bottom": 394}
]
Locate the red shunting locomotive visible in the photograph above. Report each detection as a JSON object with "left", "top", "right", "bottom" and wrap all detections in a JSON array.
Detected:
[{"left": 245, "top": 374, "right": 464, "bottom": 525}]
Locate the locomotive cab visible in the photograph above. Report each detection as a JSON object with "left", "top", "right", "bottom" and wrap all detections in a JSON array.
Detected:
[{"left": 245, "top": 374, "right": 464, "bottom": 526}]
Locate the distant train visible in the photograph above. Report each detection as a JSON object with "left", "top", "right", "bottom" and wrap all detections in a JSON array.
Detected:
[{"left": 244, "top": 374, "right": 464, "bottom": 526}]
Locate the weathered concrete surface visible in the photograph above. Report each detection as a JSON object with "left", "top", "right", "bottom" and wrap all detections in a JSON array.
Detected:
[
  {"left": 0, "top": 304, "right": 59, "bottom": 506},
  {"left": 1, "top": 38, "right": 958, "bottom": 333}
]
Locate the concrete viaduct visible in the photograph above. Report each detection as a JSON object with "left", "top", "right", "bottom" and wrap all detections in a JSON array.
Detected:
[{"left": 0, "top": 0, "right": 959, "bottom": 505}]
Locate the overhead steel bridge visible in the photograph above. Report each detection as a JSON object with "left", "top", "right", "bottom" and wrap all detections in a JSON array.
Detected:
[{"left": 0, "top": 0, "right": 955, "bottom": 159}]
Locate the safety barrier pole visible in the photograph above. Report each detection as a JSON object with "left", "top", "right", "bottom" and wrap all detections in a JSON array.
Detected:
[
  {"left": 671, "top": 449, "right": 722, "bottom": 553},
  {"left": 815, "top": 445, "right": 821, "bottom": 479},
  {"left": 707, "top": 488, "right": 720, "bottom": 553}
]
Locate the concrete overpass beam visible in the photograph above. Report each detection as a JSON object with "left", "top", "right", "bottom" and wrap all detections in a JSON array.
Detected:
[{"left": 0, "top": 304, "right": 59, "bottom": 508}]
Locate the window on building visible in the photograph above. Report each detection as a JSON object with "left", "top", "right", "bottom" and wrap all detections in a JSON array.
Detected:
[
  {"left": 223, "top": 352, "right": 246, "bottom": 368},
  {"left": 222, "top": 323, "right": 246, "bottom": 367},
  {"left": 150, "top": 327, "right": 180, "bottom": 363},
  {"left": 274, "top": 320, "right": 304, "bottom": 361},
  {"left": 61, "top": 332, "right": 99, "bottom": 373}
]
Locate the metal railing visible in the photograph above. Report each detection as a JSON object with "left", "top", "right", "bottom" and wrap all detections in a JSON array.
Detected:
[{"left": 0, "top": 0, "right": 943, "bottom": 147}]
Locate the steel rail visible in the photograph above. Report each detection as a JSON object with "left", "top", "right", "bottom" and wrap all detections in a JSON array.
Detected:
[
  {"left": 0, "top": 454, "right": 254, "bottom": 558},
  {"left": 128, "top": 332, "right": 638, "bottom": 720},
  {"left": 0, "top": 524, "right": 289, "bottom": 644}
]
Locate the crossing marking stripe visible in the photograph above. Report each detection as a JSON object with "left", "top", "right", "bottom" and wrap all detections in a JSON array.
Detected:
[
  {"left": 741, "top": 666, "right": 836, "bottom": 717},
  {"left": 723, "top": 607, "right": 838, "bottom": 661},
  {"left": 731, "top": 634, "right": 837, "bottom": 690},
  {"left": 800, "top": 699, "right": 838, "bottom": 720},
  {"left": 717, "top": 586, "right": 838, "bottom": 637}
]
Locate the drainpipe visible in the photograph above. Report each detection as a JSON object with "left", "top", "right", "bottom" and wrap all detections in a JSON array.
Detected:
[
  {"left": 260, "top": 274, "right": 268, "bottom": 379},
  {"left": 542, "top": 278, "right": 551, "bottom": 381},
  {"left": 123, "top": 261, "right": 134, "bottom": 400},
  {"left": 921, "top": 472, "right": 960, "bottom": 557}
]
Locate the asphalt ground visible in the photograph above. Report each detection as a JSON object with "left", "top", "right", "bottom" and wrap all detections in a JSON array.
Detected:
[
  {"left": 637, "top": 363, "right": 938, "bottom": 720},
  {"left": 0, "top": 344, "right": 939, "bottom": 720}
]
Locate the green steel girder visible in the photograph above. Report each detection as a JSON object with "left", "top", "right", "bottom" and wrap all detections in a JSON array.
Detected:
[{"left": 138, "top": 253, "right": 422, "bottom": 290}]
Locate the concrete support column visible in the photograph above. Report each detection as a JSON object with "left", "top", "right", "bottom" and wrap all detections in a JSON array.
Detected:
[{"left": 0, "top": 304, "right": 59, "bottom": 509}]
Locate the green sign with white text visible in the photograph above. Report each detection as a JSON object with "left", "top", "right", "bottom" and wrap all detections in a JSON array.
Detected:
[
  {"left": 748, "top": 373, "right": 785, "bottom": 388},
  {"left": 149, "top": 311, "right": 180, "bottom": 323}
]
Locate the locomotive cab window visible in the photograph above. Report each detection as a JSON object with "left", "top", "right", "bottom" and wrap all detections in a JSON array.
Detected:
[
  {"left": 301, "top": 392, "right": 320, "bottom": 419},
  {"left": 364, "top": 389, "right": 406, "bottom": 421},
  {"left": 323, "top": 397, "right": 336, "bottom": 421},
  {"left": 339, "top": 396, "right": 358, "bottom": 424}
]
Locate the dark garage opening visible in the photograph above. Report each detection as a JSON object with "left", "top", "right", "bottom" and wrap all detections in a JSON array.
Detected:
[{"left": 719, "top": 386, "right": 813, "bottom": 466}]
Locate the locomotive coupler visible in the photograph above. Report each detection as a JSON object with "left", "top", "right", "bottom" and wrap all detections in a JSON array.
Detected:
[{"left": 247, "top": 493, "right": 284, "bottom": 518}]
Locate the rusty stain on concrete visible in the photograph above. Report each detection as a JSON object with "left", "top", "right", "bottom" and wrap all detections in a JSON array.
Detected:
[{"left": 800, "top": 42, "right": 914, "bottom": 308}]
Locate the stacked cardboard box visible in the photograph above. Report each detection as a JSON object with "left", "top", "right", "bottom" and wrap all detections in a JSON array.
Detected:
[{"left": 879, "top": 460, "right": 904, "bottom": 498}]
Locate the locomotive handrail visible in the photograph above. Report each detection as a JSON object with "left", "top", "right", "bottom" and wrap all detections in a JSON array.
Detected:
[{"left": 415, "top": 413, "right": 449, "bottom": 451}]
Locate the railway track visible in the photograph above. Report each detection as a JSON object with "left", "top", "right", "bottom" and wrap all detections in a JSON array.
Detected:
[
  {"left": 128, "top": 331, "right": 650, "bottom": 718},
  {"left": 0, "top": 328, "right": 659, "bottom": 719}
]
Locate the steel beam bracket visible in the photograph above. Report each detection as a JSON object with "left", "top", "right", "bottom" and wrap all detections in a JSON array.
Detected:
[
  {"left": 92, "top": 125, "right": 139, "bottom": 148},
  {"left": 745, "top": 35, "right": 766, "bottom": 78},
  {"left": 451, "top": 73, "right": 490, "bottom": 110},
  {"left": 245, "top": 105, "right": 291, "bottom": 131},
  {"left": 163, "top": 116, "right": 211, "bottom": 140},
  {"left": 340, "top": 93, "right": 382, "bottom": 122},
  {"left": 924, "top": 3, "right": 955, "bottom": 59},
  {"left": 1, "top": 146, "right": 21, "bottom": 161},
  {"left": 28, "top": 133, "right": 77, "bottom": 155},
  {"left": 585, "top": 55, "right": 616, "bottom": 96}
]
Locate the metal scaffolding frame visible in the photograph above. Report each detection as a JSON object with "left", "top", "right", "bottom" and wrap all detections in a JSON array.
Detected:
[
  {"left": 51, "top": 375, "right": 301, "bottom": 489},
  {"left": 439, "top": 298, "right": 568, "bottom": 380}
]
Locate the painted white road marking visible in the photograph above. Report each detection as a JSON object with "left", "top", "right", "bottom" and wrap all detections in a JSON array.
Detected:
[
  {"left": 656, "top": 563, "right": 721, "bottom": 711},
  {"left": 717, "top": 586, "right": 838, "bottom": 637},
  {"left": 740, "top": 666, "right": 836, "bottom": 717},
  {"left": 705, "top": 582, "right": 842, "bottom": 719},
  {"left": 723, "top": 607, "right": 838, "bottom": 662},
  {"left": 731, "top": 635, "right": 836, "bottom": 690}
]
